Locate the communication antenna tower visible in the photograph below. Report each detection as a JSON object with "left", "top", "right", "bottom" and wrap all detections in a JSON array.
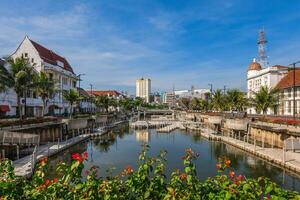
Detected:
[{"left": 257, "top": 29, "right": 269, "bottom": 68}]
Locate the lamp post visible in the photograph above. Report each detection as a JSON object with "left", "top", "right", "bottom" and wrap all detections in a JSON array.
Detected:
[
  {"left": 289, "top": 61, "right": 300, "bottom": 120},
  {"left": 76, "top": 74, "right": 85, "bottom": 112},
  {"left": 90, "top": 84, "right": 93, "bottom": 113}
]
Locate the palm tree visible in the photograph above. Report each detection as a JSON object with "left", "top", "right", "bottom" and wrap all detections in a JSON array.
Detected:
[
  {"left": 251, "top": 86, "right": 279, "bottom": 115},
  {"left": 226, "top": 89, "right": 248, "bottom": 112},
  {"left": 94, "top": 95, "right": 110, "bottom": 112},
  {"left": 63, "top": 89, "right": 81, "bottom": 118},
  {"left": 211, "top": 89, "right": 226, "bottom": 112},
  {"left": 35, "top": 71, "right": 56, "bottom": 117},
  {"left": 0, "top": 57, "right": 36, "bottom": 119}
]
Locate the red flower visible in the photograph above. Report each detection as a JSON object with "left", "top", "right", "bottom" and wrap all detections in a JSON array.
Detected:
[
  {"left": 40, "top": 157, "right": 48, "bottom": 165},
  {"left": 229, "top": 171, "right": 235, "bottom": 178},
  {"left": 45, "top": 179, "right": 51, "bottom": 186},
  {"left": 216, "top": 163, "right": 222, "bottom": 170},
  {"left": 237, "top": 175, "right": 245, "bottom": 181},
  {"left": 85, "top": 170, "right": 90, "bottom": 175},
  {"left": 71, "top": 152, "right": 87, "bottom": 163},
  {"left": 234, "top": 178, "right": 240, "bottom": 185},
  {"left": 126, "top": 166, "right": 134, "bottom": 174},
  {"left": 53, "top": 177, "right": 58, "bottom": 183},
  {"left": 225, "top": 159, "right": 231, "bottom": 167},
  {"left": 83, "top": 151, "right": 88, "bottom": 159}
]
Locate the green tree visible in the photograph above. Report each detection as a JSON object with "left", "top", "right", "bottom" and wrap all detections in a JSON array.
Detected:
[
  {"left": 0, "top": 57, "right": 36, "bottom": 119},
  {"left": 211, "top": 89, "right": 226, "bottom": 112},
  {"left": 226, "top": 89, "right": 248, "bottom": 112},
  {"left": 35, "top": 72, "right": 57, "bottom": 117},
  {"left": 63, "top": 89, "right": 81, "bottom": 118},
  {"left": 251, "top": 86, "right": 279, "bottom": 115},
  {"left": 94, "top": 95, "right": 110, "bottom": 112}
]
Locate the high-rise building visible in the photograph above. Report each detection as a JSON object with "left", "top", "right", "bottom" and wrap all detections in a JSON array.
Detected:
[{"left": 136, "top": 78, "right": 151, "bottom": 103}]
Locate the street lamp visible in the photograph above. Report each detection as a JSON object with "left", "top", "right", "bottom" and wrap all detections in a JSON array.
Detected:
[
  {"left": 76, "top": 74, "right": 85, "bottom": 112},
  {"left": 76, "top": 73, "right": 85, "bottom": 89},
  {"left": 288, "top": 61, "right": 300, "bottom": 119}
]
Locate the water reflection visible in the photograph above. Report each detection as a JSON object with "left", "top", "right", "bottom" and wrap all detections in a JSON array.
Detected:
[
  {"left": 48, "top": 127, "right": 300, "bottom": 192},
  {"left": 135, "top": 129, "right": 150, "bottom": 143}
]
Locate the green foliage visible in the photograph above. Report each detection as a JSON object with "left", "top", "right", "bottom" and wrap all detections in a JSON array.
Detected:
[
  {"left": 63, "top": 89, "right": 81, "bottom": 118},
  {"left": 0, "top": 57, "right": 37, "bottom": 119},
  {"left": 35, "top": 72, "right": 57, "bottom": 116},
  {"left": 251, "top": 86, "right": 279, "bottom": 114},
  {"left": 0, "top": 148, "right": 298, "bottom": 199}
]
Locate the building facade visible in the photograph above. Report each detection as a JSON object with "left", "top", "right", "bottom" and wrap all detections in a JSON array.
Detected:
[
  {"left": 276, "top": 69, "right": 300, "bottom": 116},
  {"left": 246, "top": 58, "right": 288, "bottom": 114},
  {"left": 136, "top": 78, "right": 151, "bottom": 103},
  {"left": 0, "top": 36, "right": 77, "bottom": 117}
]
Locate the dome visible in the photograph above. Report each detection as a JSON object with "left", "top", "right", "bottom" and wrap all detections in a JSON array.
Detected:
[{"left": 248, "top": 58, "right": 262, "bottom": 71}]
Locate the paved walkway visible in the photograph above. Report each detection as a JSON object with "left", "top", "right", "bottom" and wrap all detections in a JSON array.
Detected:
[{"left": 13, "top": 134, "right": 90, "bottom": 177}]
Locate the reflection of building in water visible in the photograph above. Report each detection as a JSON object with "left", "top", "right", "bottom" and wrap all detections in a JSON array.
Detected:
[
  {"left": 135, "top": 130, "right": 151, "bottom": 143},
  {"left": 246, "top": 157, "right": 255, "bottom": 166}
]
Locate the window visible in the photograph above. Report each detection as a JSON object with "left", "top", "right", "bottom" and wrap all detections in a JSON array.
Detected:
[
  {"left": 288, "top": 101, "right": 291, "bottom": 113},
  {"left": 62, "top": 77, "right": 68, "bottom": 85},
  {"left": 33, "top": 91, "right": 37, "bottom": 99},
  {"left": 73, "top": 81, "right": 76, "bottom": 88},
  {"left": 31, "top": 58, "right": 34, "bottom": 63},
  {"left": 24, "top": 53, "right": 28, "bottom": 57},
  {"left": 288, "top": 89, "right": 292, "bottom": 98}
]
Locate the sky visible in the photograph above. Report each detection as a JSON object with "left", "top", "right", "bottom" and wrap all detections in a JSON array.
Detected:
[{"left": 1, "top": 0, "right": 300, "bottom": 94}]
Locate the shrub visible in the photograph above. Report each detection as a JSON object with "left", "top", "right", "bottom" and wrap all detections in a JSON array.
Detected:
[{"left": 0, "top": 147, "right": 299, "bottom": 199}]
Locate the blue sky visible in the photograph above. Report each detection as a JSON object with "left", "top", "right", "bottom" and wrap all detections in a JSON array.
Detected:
[{"left": 1, "top": 0, "right": 300, "bottom": 94}]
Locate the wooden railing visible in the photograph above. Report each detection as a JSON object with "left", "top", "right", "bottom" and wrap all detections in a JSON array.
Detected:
[{"left": 0, "top": 131, "right": 40, "bottom": 145}]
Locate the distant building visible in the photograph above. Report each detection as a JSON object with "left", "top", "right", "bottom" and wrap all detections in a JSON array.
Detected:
[
  {"left": 88, "top": 90, "right": 124, "bottom": 99},
  {"left": 174, "top": 87, "right": 210, "bottom": 100},
  {"left": 153, "top": 92, "right": 162, "bottom": 104},
  {"left": 136, "top": 78, "right": 151, "bottom": 103},
  {"left": 0, "top": 36, "right": 77, "bottom": 117},
  {"left": 164, "top": 92, "right": 175, "bottom": 106},
  {"left": 77, "top": 88, "right": 96, "bottom": 113},
  {"left": 247, "top": 58, "right": 288, "bottom": 114},
  {"left": 276, "top": 69, "right": 300, "bottom": 116}
]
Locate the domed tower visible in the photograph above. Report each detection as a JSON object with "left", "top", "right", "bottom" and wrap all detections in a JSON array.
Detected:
[{"left": 247, "top": 58, "right": 262, "bottom": 77}]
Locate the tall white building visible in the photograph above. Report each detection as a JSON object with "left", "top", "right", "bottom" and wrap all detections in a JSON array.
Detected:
[
  {"left": 136, "top": 78, "right": 151, "bottom": 103},
  {"left": 0, "top": 36, "right": 77, "bottom": 117},
  {"left": 247, "top": 58, "right": 288, "bottom": 114}
]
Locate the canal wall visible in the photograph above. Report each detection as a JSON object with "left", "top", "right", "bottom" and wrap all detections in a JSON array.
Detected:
[{"left": 13, "top": 120, "right": 128, "bottom": 178}]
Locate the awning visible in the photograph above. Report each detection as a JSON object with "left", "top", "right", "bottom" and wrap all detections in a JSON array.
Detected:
[{"left": 0, "top": 105, "right": 10, "bottom": 112}]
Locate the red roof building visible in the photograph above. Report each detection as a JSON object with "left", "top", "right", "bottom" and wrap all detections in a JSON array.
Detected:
[
  {"left": 30, "top": 39, "right": 74, "bottom": 74},
  {"left": 87, "top": 90, "right": 124, "bottom": 98},
  {"left": 276, "top": 68, "right": 300, "bottom": 89}
]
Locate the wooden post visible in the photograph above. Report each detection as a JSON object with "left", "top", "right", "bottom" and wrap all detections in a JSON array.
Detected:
[
  {"left": 243, "top": 135, "right": 246, "bottom": 148},
  {"left": 283, "top": 140, "right": 286, "bottom": 164},
  {"left": 1, "top": 149, "right": 5, "bottom": 159},
  {"left": 271, "top": 133, "right": 274, "bottom": 148},
  {"left": 254, "top": 138, "right": 256, "bottom": 152},
  {"left": 16, "top": 145, "right": 19, "bottom": 160},
  {"left": 57, "top": 138, "right": 60, "bottom": 149}
]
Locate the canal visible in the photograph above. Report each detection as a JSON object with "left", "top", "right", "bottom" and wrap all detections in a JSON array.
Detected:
[{"left": 48, "top": 124, "right": 300, "bottom": 192}]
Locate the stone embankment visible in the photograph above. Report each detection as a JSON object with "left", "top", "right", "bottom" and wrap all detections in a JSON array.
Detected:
[{"left": 200, "top": 129, "right": 300, "bottom": 175}]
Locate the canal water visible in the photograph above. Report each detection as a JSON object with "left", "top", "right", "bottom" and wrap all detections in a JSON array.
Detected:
[{"left": 48, "top": 124, "right": 300, "bottom": 192}]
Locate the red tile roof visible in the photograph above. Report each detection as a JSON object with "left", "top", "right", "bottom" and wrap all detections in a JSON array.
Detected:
[
  {"left": 30, "top": 39, "right": 75, "bottom": 74},
  {"left": 276, "top": 68, "right": 300, "bottom": 89},
  {"left": 272, "top": 65, "right": 289, "bottom": 69},
  {"left": 87, "top": 90, "right": 121, "bottom": 97}
]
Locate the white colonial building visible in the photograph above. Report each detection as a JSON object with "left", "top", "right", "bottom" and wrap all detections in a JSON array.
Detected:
[
  {"left": 247, "top": 58, "right": 288, "bottom": 114},
  {"left": 0, "top": 36, "right": 78, "bottom": 117}
]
